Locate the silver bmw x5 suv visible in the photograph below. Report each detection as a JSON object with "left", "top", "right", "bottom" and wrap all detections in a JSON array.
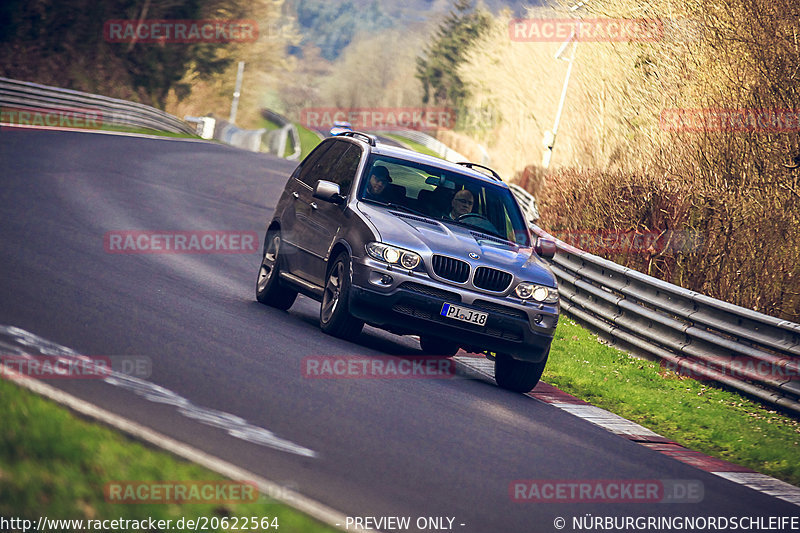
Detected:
[{"left": 256, "top": 131, "right": 559, "bottom": 392}]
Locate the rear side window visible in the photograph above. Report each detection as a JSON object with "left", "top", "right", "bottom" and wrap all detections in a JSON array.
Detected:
[
  {"left": 300, "top": 141, "right": 349, "bottom": 187},
  {"left": 327, "top": 145, "right": 362, "bottom": 195},
  {"left": 296, "top": 142, "right": 332, "bottom": 186}
]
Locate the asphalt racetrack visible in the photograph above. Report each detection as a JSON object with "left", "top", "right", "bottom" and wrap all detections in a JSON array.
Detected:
[{"left": 1, "top": 127, "right": 797, "bottom": 532}]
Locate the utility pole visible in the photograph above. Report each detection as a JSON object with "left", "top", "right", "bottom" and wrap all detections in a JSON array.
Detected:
[
  {"left": 542, "top": 2, "right": 588, "bottom": 168},
  {"left": 229, "top": 61, "right": 245, "bottom": 124}
]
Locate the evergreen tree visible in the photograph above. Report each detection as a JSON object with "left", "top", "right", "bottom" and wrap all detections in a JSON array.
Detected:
[{"left": 416, "top": 0, "right": 491, "bottom": 108}]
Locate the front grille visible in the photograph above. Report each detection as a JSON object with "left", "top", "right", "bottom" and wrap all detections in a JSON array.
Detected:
[
  {"left": 392, "top": 303, "right": 432, "bottom": 319},
  {"left": 400, "top": 282, "right": 461, "bottom": 302},
  {"left": 486, "top": 326, "right": 523, "bottom": 341},
  {"left": 431, "top": 255, "right": 470, "bottom": 283},
  {"left": 474, "top": 267, "right": 513, "bottom": 292},
  {"left": 472, "top": 300, "right": 528, "bottom": 321}
]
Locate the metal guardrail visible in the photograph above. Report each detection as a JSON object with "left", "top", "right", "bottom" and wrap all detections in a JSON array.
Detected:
[
  {"left": 525, "top": 216, "right": 800, "bottom": 414},
  {"left": 0, "top": 77, "right": 195, "bottom": 134},
  {"left": 378, "top": 128, "right": 472, "bottom": 164},
  {"left": 508, "top": 183, "right": 541, "bottom": 225},
  {"left": 261, "top": 108, "right": 301, "bottom": 161},
  {"left": 509, "top": 184, "right": 800, "bottom": 414},
  {"left": 211, "top": 117, "right": 265, "bottom": 153}
]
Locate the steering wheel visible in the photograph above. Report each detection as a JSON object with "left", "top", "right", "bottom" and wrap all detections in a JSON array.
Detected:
[
  {"left": 456, "top": 213, "right": 490, "bottom": 223},
  {"left": 455, "top": 212, "right": 500, "bottom": 235}
]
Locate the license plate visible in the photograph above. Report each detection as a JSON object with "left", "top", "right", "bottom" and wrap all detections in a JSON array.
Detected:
[{"left": 441, "top": 303, "right": 488, "bottom": 327}]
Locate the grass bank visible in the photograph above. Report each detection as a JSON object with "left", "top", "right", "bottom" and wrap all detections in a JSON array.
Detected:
[{"left": 0, "top": 378, "right": 338, "bottom": 532}]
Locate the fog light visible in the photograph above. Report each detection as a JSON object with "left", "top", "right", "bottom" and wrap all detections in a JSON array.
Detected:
[
  {"left": 534, "top": 314, "right": 544, "bottom": 324},
  {"left": 380, "top": 274, "right": 393, "bottom": 285}
]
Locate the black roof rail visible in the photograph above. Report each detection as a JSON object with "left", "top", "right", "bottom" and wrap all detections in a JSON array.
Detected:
[
  {"left": 457, "top": 162, "right": 502, "bottom": 181},
  {"left": 339, "top": 131, "right": 377, "bottom": 146}
]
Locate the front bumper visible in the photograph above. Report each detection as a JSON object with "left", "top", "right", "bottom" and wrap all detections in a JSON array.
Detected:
[{"left": 349, "top": 257, "right": 558, "bottom": 362}]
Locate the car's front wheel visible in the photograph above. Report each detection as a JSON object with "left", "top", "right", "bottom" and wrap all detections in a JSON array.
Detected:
[
  {"left": 494, "top": 349, "right": 549, "bottom": 393},
  {"left": 419, "top": 335, "right": 460, "bottom": 357},
  {"left": 256, "top": 230, "right": 297, "bottom": 310},
  {"left": 320, "top": 252, "right": 364, "bottom": 340}
]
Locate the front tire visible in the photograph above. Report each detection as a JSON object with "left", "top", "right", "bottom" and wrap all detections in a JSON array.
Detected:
[
  {"left": 494, "top": 350, "right": 549, "bottom": 393},
  {"left": 256, "top": 231, "right": 297, "bottom": 310},
  {"left": 320, "top": 252, "right": 364, "bottom": 340}
]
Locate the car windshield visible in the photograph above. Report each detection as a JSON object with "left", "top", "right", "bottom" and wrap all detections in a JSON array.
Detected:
[{"left": 358, "top": 155, "right": 531, "bottom": 246}]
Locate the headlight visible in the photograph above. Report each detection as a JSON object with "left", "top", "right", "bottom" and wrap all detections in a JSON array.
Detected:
[
  {"left": 515, "top": 282, "right": 558, "bottom": 303},
  {"left": 366, "top": 242, "right": 421, "bottom": 270}
]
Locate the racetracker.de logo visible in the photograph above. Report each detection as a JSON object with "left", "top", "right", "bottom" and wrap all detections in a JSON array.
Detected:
[
  {"left": 509, "top": 18, "right": 664, "bottom": 42},
  {"left": 303, "top": 356, "right": 458, "bottom": 379},
  {"left": 104, "top": 231, "right": 258, "bottom": 254},
  {"left": 104, "top": 481, "right": 258, "bottom": 504},
  {"left": 1, "top": 106, "right": 103, "bottom": 129},
  {"left": 660, "top": 108, "right": 800, "bottom": 132},
  {"left": 300, "top": 108, "right": 455, "bottom": 132},
  {"left": 663, "top": 357, "right": 800, "bottom": 382},
  {"left": 103, "top": 20, "right": 258, "bottom": 44},
  {"left": 0, "top": 355, "right": 151, "bottom": 380},
  {"left": 510, "top": 479, "right": 704, "bottom": 503},
  {"left": 552, "top": 230, "right": 702, "bottom": 254}
]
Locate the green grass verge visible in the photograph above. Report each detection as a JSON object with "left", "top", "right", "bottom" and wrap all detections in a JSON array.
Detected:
[
  {"left": 384, "top": 134, "right": 440, "bottom": 158},
  {"left": 545, "top": 317, "right": 800, "bottom": 486},
  {"left": 0, "top": 378, "right": 338, "bottom": 532},
  {"left": 296, "top": 124, "right": 323, "bottom": 160},
  {"left": 257, "top": 117, "right": 281, "bottom": 133}
]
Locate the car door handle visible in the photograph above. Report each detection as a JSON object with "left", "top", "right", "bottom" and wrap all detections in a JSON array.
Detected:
[
  {"left": 292, "top": 192, "right": 299, "bottom": 199},
  {"left": 310, "top": 202, "right": 318, "bottom": 210}
]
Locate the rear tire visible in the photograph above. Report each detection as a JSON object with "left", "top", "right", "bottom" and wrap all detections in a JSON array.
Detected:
[
  {"left": 419, "top": 335, "right": 459, "bottom": 357},
  {"left": 256, "top": 230, "right": 297, "bottom": 310},
  {"left": 320, "top": 252, "right": 364, "bottom": 340},
  {"left": 494, "top": 349, "right": 549, "bottom": 393}
]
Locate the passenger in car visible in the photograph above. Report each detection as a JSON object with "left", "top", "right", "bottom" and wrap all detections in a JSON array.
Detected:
[{"left": 448, "top": 189, "right": 474, "bottom": 220}]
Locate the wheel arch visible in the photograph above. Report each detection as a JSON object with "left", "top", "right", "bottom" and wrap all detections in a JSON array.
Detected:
[
  {"left": 327, "top": 240, "right": 353, "bottom": 273},
  {"left": 263, "top": 220, "right": 281, "bottom": 255}
]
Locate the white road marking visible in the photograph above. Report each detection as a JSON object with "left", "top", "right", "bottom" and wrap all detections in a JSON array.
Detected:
[{"left": 0, "top": 325, "right": 316, "bottom": 457}]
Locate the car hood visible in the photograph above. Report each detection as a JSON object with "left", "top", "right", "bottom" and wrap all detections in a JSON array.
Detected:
[{"left": 356, "top": 202, "right": 556, "bottom": 287}]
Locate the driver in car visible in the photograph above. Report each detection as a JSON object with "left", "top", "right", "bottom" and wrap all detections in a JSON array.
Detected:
[
  {"left": 364, "top": 166, "right": 392, "bottom": 202},
  {"left": 448, "top": 189, "right": 474, "bottom": 220}
]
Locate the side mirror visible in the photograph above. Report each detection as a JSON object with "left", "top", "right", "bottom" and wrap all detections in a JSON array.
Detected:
[
  {"left": 313, "top": 180, "right": 345, "bottom": 204},
  {"left": 535, "top": 237, "right": 556, "bottom": 259}
]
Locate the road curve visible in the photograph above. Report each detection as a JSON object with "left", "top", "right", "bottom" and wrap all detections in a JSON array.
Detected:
[{"left": 1, "top": 127, "right": 796, "bottom": 532}]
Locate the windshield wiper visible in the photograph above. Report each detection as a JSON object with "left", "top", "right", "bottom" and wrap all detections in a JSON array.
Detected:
[
  {"left": 382, "top": 202, "right": 432, "bottom": 218},
  {"left": 442, "top": 218, "right": 518, "bottom": 245}
]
